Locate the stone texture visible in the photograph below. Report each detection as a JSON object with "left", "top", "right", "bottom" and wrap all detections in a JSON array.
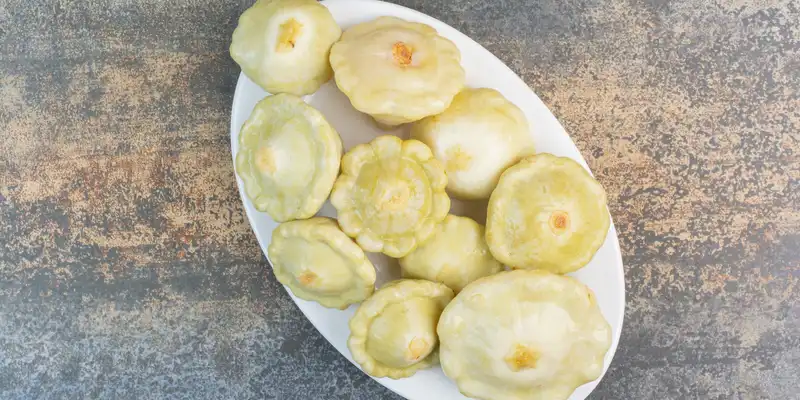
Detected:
[{"left": 0, "top": 0, "right": 798, "bottom": 399}]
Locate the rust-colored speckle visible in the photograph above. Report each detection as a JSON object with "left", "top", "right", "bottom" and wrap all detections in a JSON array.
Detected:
[
  {"left": 392, "top": 42, "right": 413, "bottom": 66},
  {"left": 298, "top": 271, "right": 317, "bottom": 286},
  {"left": 549, "top": 210, "right": 570, "bottom": 232},
  {"left": 505, "top": 344, "right": 540, "bottom": 372}
]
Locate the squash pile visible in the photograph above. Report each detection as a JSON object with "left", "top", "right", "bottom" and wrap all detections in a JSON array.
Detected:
[{"left": 231, "top": 1, "right": 613, "bottom": 399}]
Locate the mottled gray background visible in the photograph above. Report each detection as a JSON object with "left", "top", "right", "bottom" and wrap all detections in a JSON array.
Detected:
[{"left": 1, "top": 0, "right": 798, "bottom": 399}]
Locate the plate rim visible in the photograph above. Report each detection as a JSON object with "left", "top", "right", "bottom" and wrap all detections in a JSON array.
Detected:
[{"left": 229, "top": 0, "right": 626, "bottom": 398}]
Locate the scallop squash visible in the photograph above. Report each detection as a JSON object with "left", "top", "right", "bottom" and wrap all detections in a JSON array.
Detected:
[
  {"left": 230, "top": 0, "right": 341, "bottom": 95},
  {"left": 330, "top": 135, "right": 450, "bottom": 257},
  {"left": 485, "top": 154, "right": 610, "bottom": 273},
  {"left": 267, "top": 217, "right": 376, "bottom": 309},
  {"left": 399, "top": 215, "right": 502, "bottom": 293},
  {"left": 235, "top": 94, "right": 342, "bottom": 222},
  {"left": 349, "top": 279, "right": 454, "bottom": 378},
  {"left": 437, "top": 270, "right": 612, "bottom": 400},
  {"left": 410, "top": 88, "right": 534, "bottom": 200},
  {"left": 329, "top": 16, "right": 465, "bottom": 127}
]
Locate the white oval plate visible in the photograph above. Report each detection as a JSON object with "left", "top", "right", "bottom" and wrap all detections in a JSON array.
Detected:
[{"left": 230, "top": 0, "right": 625, "bottom": 398}]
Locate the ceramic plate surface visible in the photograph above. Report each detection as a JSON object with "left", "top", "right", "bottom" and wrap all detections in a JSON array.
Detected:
[{"left": 230, "top": 1, "right": 625, "bottom": 398}]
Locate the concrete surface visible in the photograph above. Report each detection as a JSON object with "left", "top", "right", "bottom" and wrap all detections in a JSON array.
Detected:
[{"left": 0, "top": 0, "right": 798, "bottom": 399}]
